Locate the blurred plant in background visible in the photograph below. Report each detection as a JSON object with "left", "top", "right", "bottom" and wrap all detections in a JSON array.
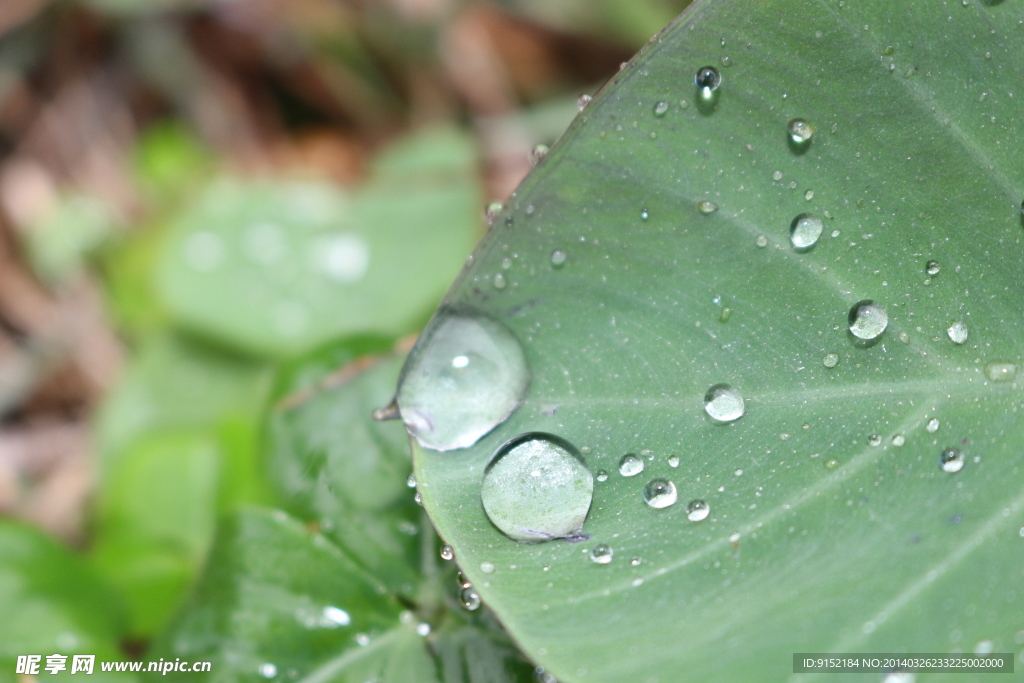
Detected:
[{"left": 0, "top": 0, "right": 690, "bottom": 677}]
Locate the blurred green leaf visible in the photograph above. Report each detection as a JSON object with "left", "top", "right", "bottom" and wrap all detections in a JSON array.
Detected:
[
  {"left": 0, "top": 520, "right": 130, "bottom": 683},
  {"left": 156, "top": 127, "right": 481, "bottom": 358},
  {"left": 133, "top": 122, "right": 212, "bottom": 207},
  {"left": 23, "top": 193, "right": 116, "bottom": 286},
  {"left": 268, "top": 353, "right": 420, "bottom": 598},
  {"left": 89, "top": 430, "right": 220, "bottom": 639}
]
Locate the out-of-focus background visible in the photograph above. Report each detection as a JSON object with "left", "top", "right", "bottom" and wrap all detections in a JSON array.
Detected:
[{"left": 0, "top": 0, "right": 689, "bottom": 662}]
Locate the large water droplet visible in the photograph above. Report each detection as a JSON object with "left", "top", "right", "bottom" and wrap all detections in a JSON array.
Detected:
[
  {"left": 985, "top": 362, "right": 1017, "bottom": 382},
  {"left": 589, "top": 544, "right": 613, "bottom": 564},
  {"left": 947, "top": 321, "right": 968, "bottom": 344},
  {"left": 459, "top": 585, "right": 481, "bottom": 611},
  {"left": 787, "top": 118, "right": 814, "bottom": 143},
  {"left": 789, "top": 213, "right": 823, "bottom": 250},
  {"left": 939, "top": 447, "right": 964, "bottom": 473},
  {"left": 396, "top": 308, "right": 530, "bottom": 451},
  {"left": 695, "top": 66, "right": 721, "bottom": 93},
  {"left": 643, "top": 479, "right": 678, "bottom": 509},
  {"left": 848, "top": 300, "right": 888, "bottom": 340},
  {"left": 686, "top": 499, "right": 710, "bottom": 521},
  {"left": 618, "top": 453, "right": 645, "bottom": 477},
  {"left": 481, "top": 433, "right": 593, "bottom": 542},
  {"left": 704, "top": 384, "right": 745, "bottom": 423}
]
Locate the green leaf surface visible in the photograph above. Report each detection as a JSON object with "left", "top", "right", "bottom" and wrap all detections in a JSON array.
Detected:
[
  {"left": 408, "top": 1, "right": 1024, "bottom": 681},
  {"left": 90, "top": 430, "right": 221, "bottom": 638},
  {"left": 267, "top": 353, "right": 420, "bottom": 597},
  {"left": 0, "top": 520, "right": 130, "bottom": 683},
  {"left": 156, "top": 127, "right": 480, "bottom": 358}
]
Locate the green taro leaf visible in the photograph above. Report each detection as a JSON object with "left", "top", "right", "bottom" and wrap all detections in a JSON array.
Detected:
[
  {"left": 0, "top": 520, "right": 130, "bottom": 683},
  {"left": 156, "top": 127, "right": 480, "bottom": 358},
  {"left": 406, "top": 1, "right": 1024, "bottom": 681},
  {"left": 267, "top": 353, "right": 421, "bottom": 597}
]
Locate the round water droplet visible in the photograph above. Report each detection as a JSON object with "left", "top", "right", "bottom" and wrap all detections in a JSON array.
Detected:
[
  {"left": 926, "top": 418, "right": 940, "bottom": 433},
  {"left": 396, "top": 308, "right": 530, "bottom": 451},
  {"left": 939, "top": 447, "right": 964, "bottom": 473},
  {"left": 668, "top": 455, "right": 680, "bottom": 468},
  {"left": 484, "top": 201, "right": 503, "bottom": 226},
  {"left": 440, "top": 544, "right": 454, "bottom": 561},
  {"left": 596, "top": 470, "right": 609, "bottom": 482},
  {"left": 848, "top": 300, "right": 888, "bottom": 340},
  {"left": 789, "top": 213, "right": 823, "bottom": 250},
  {"left": 550, "top": 250, "right": 567, "bottom": 268},
  {"left": 355, "top": 633, "right": 370, "bottom": 646},
  {"left": 868, "top": 433, "right": 882, "bottom": 447},
  {"left": 406, "top": 474, "right": 417, "bottom": 488},
  {"left": 480, "top": 561, "right": 495, "bottom": 574},
  {"left": 481, "top": 433, "right": 594, "bottom": 543},
  {"left": 589, "top": 544, "right": 613, "bottom": 564},
  {"left": 640, "top": 208, "right": 649, "bottom": 220},
  {"left": 788, "top": 118, "right": 814, "bottom": 144},
  {"left": 892, "top": 434, "right": 905, "bottom": 446},
  {"left": 697, "top": 200, "right": 719, "bottom": 215},
  {"left": 643, "top": 478, "right": 677, "bottom": 509},
  {"left": 947, "top": 321, "right": 968, "bottom": 344},
  {"left": 756, "top": 235, "right": 769, "bottom": 248},
  {"left": 618, "top": 453, "right": 645, "bottom": 477},
  {"left": 695, "top": 66, "right": 721, "bottom": 92},
  {"left": 926, "top": 260, "right": 940, "bottom": 276},
  {"left": 259, "top": 663, "right": 278, "bottom": 679},
  {"left": 492, "top": 273, "right": 507, "bottom": 290},
  {"left": 530, "top": 144, "right": 549, "bottom": 165},
  {"left": 686, "top": 499, "right": 710, "bottom": 521},
  {"left": 653, "top": 101, "right": 669, "bottom": 117},
  {"left": 703, "top": 383, "right": 745, "bottom": 423},
  {"left": 824, "top": 458, "right": 840, "bottom": 470},
  {"left": 577, "top": 94, "right": 592, "bottom": 110},
  {"left": 823, "top": 352, "right": 840, "bottom": 368},
  {"left": 804, "top": 189, "right": 815, "bottom": 201},
  {"left": 985, "top": 362, "right": 1017, "bottom": 382},
  {"left": 459, "top": 585, "right": 481, "bottom": 611}
]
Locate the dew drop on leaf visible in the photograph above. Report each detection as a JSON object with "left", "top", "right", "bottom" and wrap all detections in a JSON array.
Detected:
[
  {"left": 848, "top": 300, "right": 888, "bottom": 340},
  {"left": 926, "top": 418, "right": 940, "bottom": 433},
  {"left": 653, "top": 101, "right": 669, "bottom": 117},
  {"left": 789, "top": 213, "right": 823, "bottom": 250},
  {"left": 459, "top": 585, "right": 481, "bottom": 611},
  {"left": 704, "top": 383, "right": 745, "bottom": 423},
  {"left": 481, "top": 433, "right": 594, "bottom": 542},
  {"left": 686, "top": 499, "right": 710, "bottom": 521},
  {"left": 926, "top": 260, "right": 941, "bottom": 276},
  {"left": 530, "top": 144, "right": 549, "bottom": 165},
  {"left": 939, "top": 447, "right": 965, "bottom": 473},
  {"left": 589, "top": 544, "right": 614, "bottom": 564},
  {"left": 695, "top": 66, "right": 721, "bottom": 94},
  {"left": 643, "top": 478, "right": 678, "bottom": 509},
  {"left": 985, "top": 362, "right": 1017, "bottom": 382},
  {"left": 396, "top": 308, "right": 530, "bottom": 451},
  {"left": 823, "top": 352, "right": 839, "bottom": 368},
  {"left": 787, "top": 118, "right": 814, "bottom": 143},
  {"left": 550, "top": 249, "right": 567, "bottom": 268},
  {"left": 484, "top": 201, "right": 503, "bottom": 226},
  {"left": 577, "top": 94, "right": 592, "bottom": 110},
  {"left": 619, "top": 453, "right": 645, "bottom": 477},
  {"left": 698, "top": 200, "right": 719, "bottom": 215},
  {"left": 947, "top": 321, "right": 968, "bottom": 344},
  {"left": 596, "top": 470, "right": 608, "bottom": 482},
  {"left": 440, "top": 544, "right": 454, "bottom": 561},
  {"left": 259, "top": 663, "right": 277, "bottom": 679}
]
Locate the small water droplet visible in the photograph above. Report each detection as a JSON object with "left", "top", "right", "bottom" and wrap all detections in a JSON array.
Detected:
[
  {"left": 926, "top": 418, "right": 940, "bottom": 433},
  {"left": 868, "top": 433, "right": 882, "bottom": 447},
  {"left": 926, "top": 260, "right": 940, "bottom": 276},
  {"left": 772, "top": 170, "right": 784, "bottom": 181},
  {"left": 695, "top": 66, "right": 721, "bottom": 94},
  {"left": 643, "top": 478, "right": 678, "bottom": 509},
  {"left": 589, "top": 544, "right": 613, "bottom": 564},
  {"left": 756, "top": 235, "right": 769, "bottom": 248},
  {"left": 686, "top": 499, "right": 710, "bottom": 521},
  {"left": 630, "top": 555, "right": 642, "bottom": 566},
  {"left": 668, "top": 455, "right": 680, "bottom": 468},
  {"left": 974, "top": 640, "right": 994, "bottom": 655},
  {"left": 480, "top": 561, "right": 495, "bottom": 574},
  {"left": 804, "top": 189, "right": 814, "bottom": 201},
  {"left": 939, "top": 447, "right": 964, "bottom": 473},
  {"left": 704, "top": 384, "right": 745, "bottom": 423},
  {"left": 440, "top": 545, "right": 454, "bottom": 561},
  {"left": 892, "top": 434, "right": 905, "bottom": 446},
  {"left": 653, "top": 101, "right": 669, "bottom": 117},
  {"left": 697, "top": 200, "right": 719, "bottom": 215},
  {"left": 415, "top": 622, "right": 431, "bottom": 637},
  {"left": 787, "top": 118, "right": 814, "bottom": 144},
  {"left": 823, "top": 352, "right": 840, "bottom": 368},
  {"left": 484, "top": 201, "right": 504, "bottom": 226},
  {"left": 550, "top": 249, "right": 567, "bottom": 268},
  {"left": 789, "top": 213, "right": 823, "bottom": 250},
  {"left": 259, "top": 663, "right": 278, "bottom": 678},
  {"left": 413, "top": 492, "right": 423, "bottom": 505},
  {"left": 734, "top": 468, "right": 744, "bottom": 476},
  {"left": 577, "top": 94, "right": 592, "bottom": 110},
  {"left": 596, "top": 470, "right": 608, "bottom": 482},
  {"left": 898, "top": 331, "right": 911, "bottom": 344},
  {"left": 481, "top": 433, "right": 594, "bottom": 542},
  {"left": 619, "top": 453, "right": 645, "bottom": 477},
  {"left": 947, "top": 321, "right": 968, "bottom": 344},
  {"left": 355, "top": 633, "right": 370, "bottom": 646},
  {"left": 530, "top": 144, "right": 549, "bottom": 165},
  {"left": 848, "top": 300, "right": 888, "bottom": 340},
  {"left": 640, "top": 208, "right": 649, "bottom": 220},
  {"left": 459, "top": 585, "right": 481, "bottom": 610},
  {"left": 397, "top": 308, "right": 530, "bottom": 451},
  {"left": 985, "top": 362, "right": 1017, "bottom": 382},
  {"left": 406, "top": 474, "right": 417, "bottom": 488},
  {"left": 493, "top": 273, "right": 507, "bottom": 290},
  {"left": 824, "top": 458, "right": 840, "bottom": 470}
]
